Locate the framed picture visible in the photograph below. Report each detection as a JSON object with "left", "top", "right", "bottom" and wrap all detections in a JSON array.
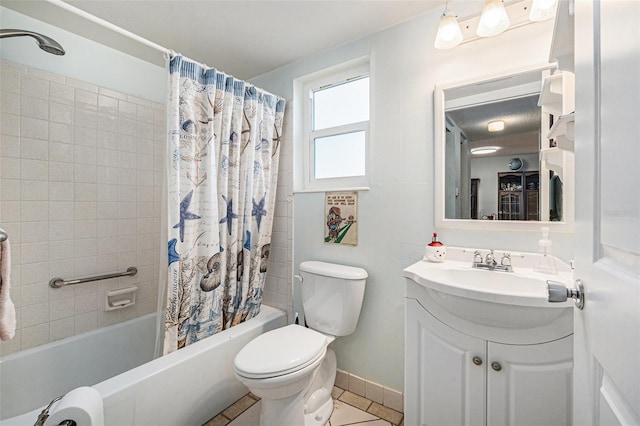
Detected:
[{"left": 324, "top": 191, "right": 358, "bottom": 246}]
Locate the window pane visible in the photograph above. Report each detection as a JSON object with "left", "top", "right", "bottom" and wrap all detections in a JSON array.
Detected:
[
  {"left": 313, "top": 77, "right": 369, "bottom": 130},
  {"left": 314, "top": 132, "right": 365, "bottom": 179}
]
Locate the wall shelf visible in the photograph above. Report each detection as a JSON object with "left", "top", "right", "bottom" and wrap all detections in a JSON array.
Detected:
[
  {"left": 549, "top": 0, "right": 575, "bottom": 72},
  {"left": 547, "top": 112, "right": 575, "bottom": 141},
  {"left": 538, "top": 72, "right": 574, "bottom": 117},
  {"left": 541, "top": 147, "right": 565, "bottom": 175}
]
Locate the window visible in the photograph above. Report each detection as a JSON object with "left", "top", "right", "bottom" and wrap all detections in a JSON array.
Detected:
[{"left": 303, "top": 64, "right": 370, "bottom": 190}]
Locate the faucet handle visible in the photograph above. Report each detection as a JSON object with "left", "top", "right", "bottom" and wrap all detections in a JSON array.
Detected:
[
  {"left": 473, "top": 250, "right": 483, "bottom": 263},
  {"left": 485, "top": 250, "right": 497, "bottom": 265},
  {"left": 501, "top": 252, "right": 511, "bottom": 266}
]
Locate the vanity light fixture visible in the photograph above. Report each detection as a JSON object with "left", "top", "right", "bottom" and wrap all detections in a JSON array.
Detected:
[
  {"left": 529, "top": 0, "right": 558, "bottom": 21},
  {"left": 487, "top": 120, "right": 505, "bottom": 132},
  {"left": 470, "top": 146, "right": 500, "bottom": 155},
  {"left": 434, "top": 2, "right": 464, "bottom": 50},
  {"left": 435, "top": 0, "right": 556, "bottom": 49},
  {"left": 477, "top": 0, "right": 510, "bottom": 37}
]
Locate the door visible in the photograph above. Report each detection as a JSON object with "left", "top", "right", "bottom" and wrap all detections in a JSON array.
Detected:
[
  {"left": 487, "top": 337, "right": 573, "bottom": 426},
  {"left": 405, "top": 299, "right": 485, "bottom": 426},
  {"left": 573, "top": 1, "right": 640, "bottom": 424}
]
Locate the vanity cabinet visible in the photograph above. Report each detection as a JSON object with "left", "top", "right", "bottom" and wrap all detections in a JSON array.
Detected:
[{"left": 405, "top": 296, "right": 573, "bottom": 426}]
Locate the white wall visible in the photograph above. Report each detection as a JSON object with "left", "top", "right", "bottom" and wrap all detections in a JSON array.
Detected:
[
  {"left": 471, "top": 153, "right": 539, "bottom": 217},
  {"left": 252, "top": 3, "right": 566, "bottom": 391}
]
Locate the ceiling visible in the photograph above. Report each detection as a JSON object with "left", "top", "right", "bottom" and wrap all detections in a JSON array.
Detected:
[
  {"left": 446, "top": 95, "right": 541, "bottom": 157},
  {"left": 2, "top": 0, "right": 446, "bottom": 80}
]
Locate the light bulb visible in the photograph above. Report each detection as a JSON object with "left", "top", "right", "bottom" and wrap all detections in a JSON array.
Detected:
[
  {"left": 434, "top": 11, "right": 463, "bottom": 50},
  {"left": 477, "top": 0, "right": 510, "bottom": 37},
  {"left": 529, "top": 0, "right": 558, "bottom": 21}
]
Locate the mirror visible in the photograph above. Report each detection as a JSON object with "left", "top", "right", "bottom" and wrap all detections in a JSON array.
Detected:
[{"left": 435, "top": 65, "right": 574, "bottom": 232}]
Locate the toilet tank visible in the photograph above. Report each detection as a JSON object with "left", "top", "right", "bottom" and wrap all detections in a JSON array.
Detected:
[{"left": 299, "top": 261, "right": 367, "bottom": 337}]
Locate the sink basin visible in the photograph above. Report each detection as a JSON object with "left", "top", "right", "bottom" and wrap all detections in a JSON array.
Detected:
[
  {"left": 404, "top": 258, "right": 574, "bottom": 343},
  {"left": 404, "top": 261, "right": 569, "bottom": 307}
]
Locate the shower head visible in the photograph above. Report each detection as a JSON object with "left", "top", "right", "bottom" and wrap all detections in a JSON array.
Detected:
[{"left": 0, "top": 29, "right": 65, "bottom": 56}]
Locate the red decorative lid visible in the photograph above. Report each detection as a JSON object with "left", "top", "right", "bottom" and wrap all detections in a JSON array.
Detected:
[{"left": 428, "top": 232, "right": 443, "bottom": 247}]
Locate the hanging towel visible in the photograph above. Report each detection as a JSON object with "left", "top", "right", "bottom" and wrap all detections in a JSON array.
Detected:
[{"left": 0, "top": 238, "right": 16, "bottom": 341}]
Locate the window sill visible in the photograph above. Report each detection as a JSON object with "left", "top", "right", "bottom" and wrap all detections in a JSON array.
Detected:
[{"left": 293, "top": 186, "right": 370, "bottom": 194}]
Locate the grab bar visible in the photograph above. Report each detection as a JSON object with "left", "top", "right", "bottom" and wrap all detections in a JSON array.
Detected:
[
  {"left": 49, "top": 267, "right": 137, "bottom": 288},
  {"left": 0, "top": 228, "right": 7, "bottom": 242}
]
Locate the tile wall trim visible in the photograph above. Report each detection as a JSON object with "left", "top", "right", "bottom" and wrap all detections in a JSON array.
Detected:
[{"left": 335, "top": 369, "right": 404, "bottom": 413}]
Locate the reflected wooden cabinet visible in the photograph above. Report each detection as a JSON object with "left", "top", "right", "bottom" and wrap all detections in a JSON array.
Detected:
[
  {"left": 525, "top": 171, "right": 540, "bottom": 221},
  {"left": 498, "top": 172, "right": 539, "bottom": 221}
]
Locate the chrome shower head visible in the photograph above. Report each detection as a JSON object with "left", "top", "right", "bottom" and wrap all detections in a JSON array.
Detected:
[{"left": 0, "top": 29, "right": 65, "bottom": 56}]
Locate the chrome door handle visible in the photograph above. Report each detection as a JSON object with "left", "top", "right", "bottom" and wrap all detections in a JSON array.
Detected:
[{"left": 547, "top": 279, "right": 584, "bottom": 310}]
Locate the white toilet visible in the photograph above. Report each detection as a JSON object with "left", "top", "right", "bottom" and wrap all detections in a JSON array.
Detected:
[{"left": 234, "top": 261, "right": 367, "bottom": 426}]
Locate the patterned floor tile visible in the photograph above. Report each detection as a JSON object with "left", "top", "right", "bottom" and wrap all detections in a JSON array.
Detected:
[
  {"left": 367, "top": 403, "right": 403, "bottom": 426},
  {"left": 228, "top": 402, "right": 260, "bottom": 426},
  {"left": 222, "top": 395, "right": 259, "bottom": 421},
  {"left": 329, "top": 400, "right": 380, "bottom": 426},
  {"left": 338, "top": 391, "right": 373, "bottom": 412},
  {"left": 207, "top": 392, "right": 400, "bottom": 426}
]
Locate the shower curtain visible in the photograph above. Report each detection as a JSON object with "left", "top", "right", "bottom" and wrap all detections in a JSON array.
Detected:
[{"left": 164, "top": 55, "right": 285, "bottom": 354}]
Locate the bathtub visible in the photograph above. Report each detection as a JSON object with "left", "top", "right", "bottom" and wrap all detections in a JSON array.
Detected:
[{"left": 1, "top": 305, "right": 286, "bottom": 426}]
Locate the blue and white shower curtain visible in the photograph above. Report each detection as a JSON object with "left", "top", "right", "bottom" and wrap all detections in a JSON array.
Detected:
[{"left": 164, "top": 55, "right": 285, "bottom": 354}]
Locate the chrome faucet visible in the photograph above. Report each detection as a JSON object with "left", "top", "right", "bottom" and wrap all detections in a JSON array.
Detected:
[
  {"left": 485, "top": 250, "right": 497, "bottom": 266},
  {"left": 472, "top": 250, "right": 513, "bottom": 272}
]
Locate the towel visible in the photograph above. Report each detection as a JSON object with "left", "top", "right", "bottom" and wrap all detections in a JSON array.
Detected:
[{"left": 0, "top": 238, "right": 16, "bottom": 341}]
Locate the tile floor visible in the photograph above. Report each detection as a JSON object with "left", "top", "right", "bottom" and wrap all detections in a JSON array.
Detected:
[{"left": 203, "top": 387, "right": 404, "bottom": 426}]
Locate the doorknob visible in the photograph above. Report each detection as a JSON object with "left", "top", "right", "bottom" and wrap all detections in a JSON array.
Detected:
[{"left": 547, "top": 279, "right": 584, "bottom": 310}]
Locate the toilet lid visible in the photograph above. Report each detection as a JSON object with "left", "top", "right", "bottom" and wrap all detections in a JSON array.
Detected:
[{"left": 234, "top": 324, "right": 328, "bottom": 379}]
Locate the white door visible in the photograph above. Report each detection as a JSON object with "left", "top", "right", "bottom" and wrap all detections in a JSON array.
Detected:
[{"left": 573, "top": 1, "right": 640, "bottom": 424}]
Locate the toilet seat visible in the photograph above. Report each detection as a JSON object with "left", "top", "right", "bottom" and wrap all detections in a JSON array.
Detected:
[{"left": 234, "top": 325, "right": 329, "bottom": 379}]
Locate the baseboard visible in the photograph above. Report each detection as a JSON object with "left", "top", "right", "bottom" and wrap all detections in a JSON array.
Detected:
[{"left": 334, "top": 369, "right": 404, "bottom": 413}]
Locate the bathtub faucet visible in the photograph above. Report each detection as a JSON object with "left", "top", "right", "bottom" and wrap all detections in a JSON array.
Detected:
[{"left": 33, "top": 395, "right": 76, "bottom": 426}]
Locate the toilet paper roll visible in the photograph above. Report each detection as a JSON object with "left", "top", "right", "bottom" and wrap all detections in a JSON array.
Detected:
[{"left": 43, "top": 387, "right": 104, "bottom": 426}]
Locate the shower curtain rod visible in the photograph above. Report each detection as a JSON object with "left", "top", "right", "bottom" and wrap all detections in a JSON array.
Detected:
[{"left": 45, "top": 0, "right": 173, "bottom": 58}]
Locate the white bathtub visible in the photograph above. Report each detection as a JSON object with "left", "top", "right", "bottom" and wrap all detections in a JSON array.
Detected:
[{"left": 1, "top": 305, "right": 286, "bottom": 426}]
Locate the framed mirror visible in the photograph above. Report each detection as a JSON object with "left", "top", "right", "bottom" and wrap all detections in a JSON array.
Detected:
[{"left": 434, "top": 65, "right": 574, "bottom": 232}]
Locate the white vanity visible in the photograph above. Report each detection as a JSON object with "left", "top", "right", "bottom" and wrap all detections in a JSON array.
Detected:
[{"left": 403, "top": 247, "right": 574, "bottom": 426}]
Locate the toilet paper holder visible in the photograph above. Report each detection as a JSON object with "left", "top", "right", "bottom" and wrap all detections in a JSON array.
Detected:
[
  {"left": 105, "top": 285, "right": 137, "bottom": 311},
  {"left": 34, "top": 395, "right": 76, "bottom": 426}
]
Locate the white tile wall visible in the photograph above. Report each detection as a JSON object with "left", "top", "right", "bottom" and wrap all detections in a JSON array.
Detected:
[
  {"left": 0, "top": 60, "right": 164, "bottom": 356},
  {"left": 262, "top": 105, "right": 293, "bottom": 321}
]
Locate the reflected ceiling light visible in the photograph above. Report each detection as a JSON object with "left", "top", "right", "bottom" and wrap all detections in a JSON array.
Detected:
[
  {"left": 471, "top": 146, "right": 500, "bottom": 155},
  {"left": 434, "top": 2, "right": 463, "bottom": 50},
  {"left": 477, "top": 0, "right": 510, "bottom": 37},
  {"left": 488, "top": 120, "right": 505, "bottom": 132},
  {"left": 529, "top": 0, "right": 558, "bottom": 21}
]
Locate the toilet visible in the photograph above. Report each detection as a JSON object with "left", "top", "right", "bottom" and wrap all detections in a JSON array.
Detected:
[{"left": 234, "top": 261, "right": 368, "bottom": 426}]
